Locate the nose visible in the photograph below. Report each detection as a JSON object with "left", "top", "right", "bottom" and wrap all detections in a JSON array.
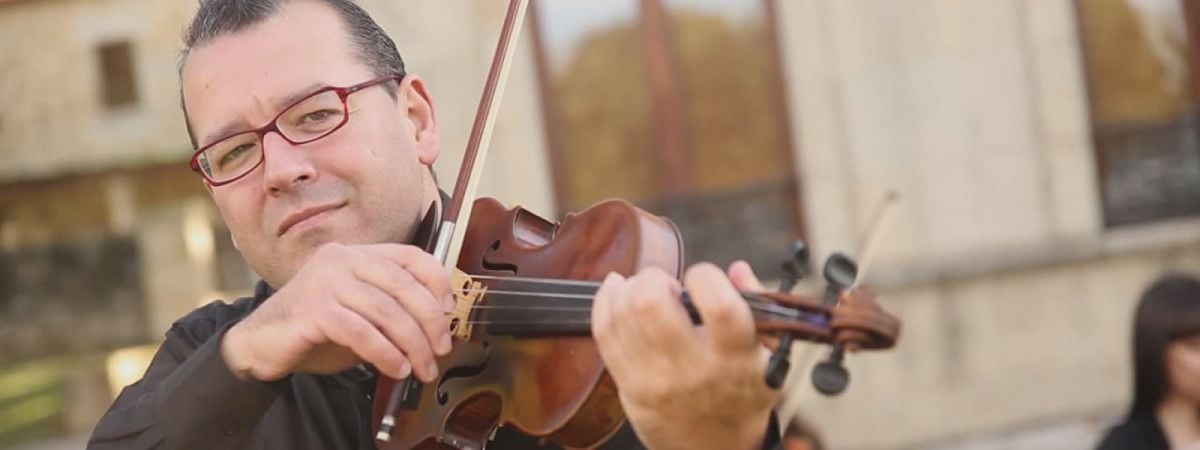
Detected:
[{"left": 260, "top": 131, "right": 317, "bottom": 197}]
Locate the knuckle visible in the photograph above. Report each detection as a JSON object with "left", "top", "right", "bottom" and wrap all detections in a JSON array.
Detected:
[
  {"left": 371, "top": 293, "right": 402, "bottom": 319},
  {"left": 386, "top": 264, "right": 417, "bottom": 288},
  {"left": 633, "top": 377, "right": 674, "bottom": 404},
  {"left": 344, "top": 322, "right": 373, "bottom": 343},
  {"left": 708, "top": 300, "right": 741, "bottom": 322},
  {"left": 393, "top": 243, "right": 419, "bottom": 257},
  {"left": 629, "top": 291, "right": 664, "bottom": 315},
  {"left": 396, "top": 323, "right": 432, "bottom": 356},
  {"left": 382, "top": 354, "right": 409, "bottom": 377},
  {"left": 639, "top": 266, "right": 671, "bottom": 283},
  {"left": 684, "top": 262, "right": 721, "bottom": 281},
  {"left": 427, "top": 314, "right": 452, "bottom": 337}
]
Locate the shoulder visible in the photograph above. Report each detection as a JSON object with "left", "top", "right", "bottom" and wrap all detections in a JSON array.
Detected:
[
  {"left": 1097, "top": 414, "right": 1168, "bottom": 450},
  {"left": 168, "top": 281, "right": 271, "bottom": 343}
]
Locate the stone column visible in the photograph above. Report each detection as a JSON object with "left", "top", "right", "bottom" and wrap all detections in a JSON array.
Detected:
[{"left": 136, "top": 196, "right": 218, "bottom": 337}]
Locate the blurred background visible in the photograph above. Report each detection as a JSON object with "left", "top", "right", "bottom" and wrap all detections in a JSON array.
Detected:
[{"left": 0, "top": 0, "right": 1195, "bottom": 448}]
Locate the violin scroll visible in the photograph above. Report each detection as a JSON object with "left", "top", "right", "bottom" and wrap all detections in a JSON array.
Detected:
[
  {"left": 756, "top": 244, "right": 901, "bottom": 393},
  {"left": 751, "top": 287, "right": 900, "bottom": 351}
]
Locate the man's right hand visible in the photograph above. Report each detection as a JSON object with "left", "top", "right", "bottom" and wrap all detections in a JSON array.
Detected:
[{"left": 220, "top": 243, "right": 454, "bottom": 383}]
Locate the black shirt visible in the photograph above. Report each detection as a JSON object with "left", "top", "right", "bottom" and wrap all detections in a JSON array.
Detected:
[
  {"left": 88, "top": 280, "right": 781, "bottom": 450},
  {"left": 1096, "top": 413, "right": 1169, "bottom": 450}
]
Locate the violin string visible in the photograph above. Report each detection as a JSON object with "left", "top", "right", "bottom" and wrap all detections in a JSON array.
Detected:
[
  {"left": 455, "top": 313, "right": 799, "bottom": 326},
  {"left": 451, "top": 288, "right": 808, "bottom": 319},
  {"left": 464, "top": 273, "right": 602, "bottom": 288},
  {"left": 455, "top": 304, "right": 797, "bottom": 319},
  {"left": 465, "top": 305, "right": 592, "bottom": 312},
  {"left": 462, "top": 320, "right": 593, "bottom": 325},
  {"left": 454, "top": 288, "right": 596, "bottom": 300},
  {"left": 457, "top": 275, "right": 819, "bottom": 319}
]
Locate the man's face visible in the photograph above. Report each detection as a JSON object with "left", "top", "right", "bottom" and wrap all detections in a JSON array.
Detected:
[{"left": 182, "top": 1, "right": 440, "bottom": 288}]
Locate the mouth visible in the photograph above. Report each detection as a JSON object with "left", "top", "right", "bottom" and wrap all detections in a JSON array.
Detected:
[{"left": 277, "top": 202, "right": 347, "bottom": 236}]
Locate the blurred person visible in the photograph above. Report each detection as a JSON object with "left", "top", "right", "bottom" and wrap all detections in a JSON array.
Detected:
[
  {"left": 1097, "top": 274, "right": 1200, "bottom": 449},
  {"left": 84, "top": 0, "right": 800, "bottom": 449},
  {"left": 782, "top": 416, "right": 823, "bottom": 450}
]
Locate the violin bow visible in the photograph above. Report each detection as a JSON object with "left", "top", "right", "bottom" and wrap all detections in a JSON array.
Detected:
[
  {"left": 432, "top": 0, "right": 531, "bottom": 270},
  {"left": 377, "top": 0, "right": 530, "bottom": 442}
]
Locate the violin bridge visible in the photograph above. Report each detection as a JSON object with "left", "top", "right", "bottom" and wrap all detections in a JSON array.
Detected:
[{"left": 450, "top": 269, "right": 484, "bottom": 340}]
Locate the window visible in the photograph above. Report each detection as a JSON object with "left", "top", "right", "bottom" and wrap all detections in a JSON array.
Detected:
[
  {"left": 531, "top": 0, "right": 802, "bottom": 277},
  {"left": 1078, "top": 0, "right": 1200, "bottom": 226},
  {"left": 97, "top": 41, "right": 139, "bottom": 108}
]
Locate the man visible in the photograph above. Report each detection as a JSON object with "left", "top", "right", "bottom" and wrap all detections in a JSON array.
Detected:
[{"left": 89, "top": 0, "right": 782, "bottom": 448}]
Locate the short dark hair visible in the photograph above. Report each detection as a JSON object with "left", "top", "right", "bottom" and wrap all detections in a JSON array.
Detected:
[
  {"left": 178, "top": 0, "right": 406, "bottom": 148},
  {"left": 1129, "top": 273, "right": 1200, "bottom": 417}
]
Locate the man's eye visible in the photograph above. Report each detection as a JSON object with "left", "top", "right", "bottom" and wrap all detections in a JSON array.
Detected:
[
  {"left": 302, "top": 109, "right": 337, "bottom": 123},
  {"left": 219, "top": 144, "right": 255, "bottom": 168}
]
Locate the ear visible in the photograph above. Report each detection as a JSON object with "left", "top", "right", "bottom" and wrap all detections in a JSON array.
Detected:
[{"left": 397, "top": 75, "right": 440, "bottom": 166}]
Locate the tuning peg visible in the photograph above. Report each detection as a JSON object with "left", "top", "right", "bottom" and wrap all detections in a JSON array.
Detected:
[
  {"left": 765, "top": 334, "right": 793, "bottom": 389},
  {"left": 822, "top": 252, "right": 857, "bottom": 293},
  {"left": 779, "top": 240, "right": 811, "bottom": 293},
  {"left": 811, "top": 252, "right": 858, "bottom": 396},
  {"left": 812, "top": 346, "right": 849, "bottom": 395},
  {"left": 764, "top": 241, "right": 812, "bottom": 389}
]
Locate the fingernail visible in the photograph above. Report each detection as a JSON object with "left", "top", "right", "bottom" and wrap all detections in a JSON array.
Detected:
[
  {"left": 398, "top": 362, "right": 412, "bottom": 379},
  {"left": 443, "top": 294, "right": 455, "bottom": 313},
  {"left": 440, "top": 332, "right": 453, "bottom": 354}
]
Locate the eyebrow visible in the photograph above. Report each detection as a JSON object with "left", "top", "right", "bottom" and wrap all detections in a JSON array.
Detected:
[{"left": 199, "top": 81, "right": 330, "bottom": 147}]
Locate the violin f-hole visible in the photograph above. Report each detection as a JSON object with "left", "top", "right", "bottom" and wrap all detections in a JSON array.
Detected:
[
  {"left": 481, "top": 240, "right": 519, "bottom": 274},
  {"left": 437, "top": 353, "right": 492, "bottom": 406}
]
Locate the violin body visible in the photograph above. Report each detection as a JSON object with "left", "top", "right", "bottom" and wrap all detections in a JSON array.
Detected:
[{"left": 372, "top": 197, "right": 684, "bottom": 450}]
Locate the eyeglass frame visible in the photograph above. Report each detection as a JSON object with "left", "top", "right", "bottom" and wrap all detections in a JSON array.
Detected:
[{"left": 188, "top": 74, "right": 405, "bottom": 186}]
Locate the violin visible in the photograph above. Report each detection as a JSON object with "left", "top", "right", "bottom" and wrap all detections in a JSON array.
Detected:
[
  {"left": 370, "top": 1, "right": 901, "bottom": 449},
  {"left": 372, "top": 197, "right": 899, "bottom": 450}
]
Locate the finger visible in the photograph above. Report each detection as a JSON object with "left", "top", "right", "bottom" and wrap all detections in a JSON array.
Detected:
[
  {"left": 621, "top": 267, "right": 693, "bottom": 359},
  {"left": 592, "top": 272, "right": 630, "bottom": 376},
  {"left": 333, "top": 282, "right": 440, "bottom": 382},
  {"left": 362, "top": 244, "right": 455, "bottom": 312},
  {"left": 352, "top": 255, "right": 452, "bottom": 356},
  {"left": 683, "top": 263, "right": 756, "bottom": 356},
  {"left": 727, "top": 260, "right": 766, "bottom": 292},
  {"left": 319, "top": 307, "right": 411, "bottom": 379},
  {"left": 758, "top": 335, "right": 780, "bottom": 352}
]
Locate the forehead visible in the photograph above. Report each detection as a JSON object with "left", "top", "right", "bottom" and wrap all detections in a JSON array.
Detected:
[{"left": 181, "top": 1, "right": 374, "bottom": 138}]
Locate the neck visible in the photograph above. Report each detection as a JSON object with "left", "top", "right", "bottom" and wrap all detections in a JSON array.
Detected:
[
  {"left": 462, "top": 275, "right": 816, "bottom": 337},
  {"left": 1156, "top": 392, "right": 1200, "bottom": 447}
]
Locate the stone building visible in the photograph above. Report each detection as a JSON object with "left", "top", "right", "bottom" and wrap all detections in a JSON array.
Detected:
[{"left": 1, "top": 0, "right": 1196, "bottom": 448}]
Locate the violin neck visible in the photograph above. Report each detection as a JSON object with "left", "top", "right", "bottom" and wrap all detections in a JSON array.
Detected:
[
  {"left": 474, "top": 277, "right": 699, "bottom": 336},
  {"left": 469, "top": 276, "right": 804, "bottom": 337}
]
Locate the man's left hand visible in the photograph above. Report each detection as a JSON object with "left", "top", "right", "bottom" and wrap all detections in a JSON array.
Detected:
[{"left": 593, "top": 261, "right": 779, "bottom": 450}]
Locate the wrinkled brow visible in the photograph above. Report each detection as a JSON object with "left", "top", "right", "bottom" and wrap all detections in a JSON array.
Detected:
[{"left": 198, "top": 81, "right": 329, "bottom": 147}]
